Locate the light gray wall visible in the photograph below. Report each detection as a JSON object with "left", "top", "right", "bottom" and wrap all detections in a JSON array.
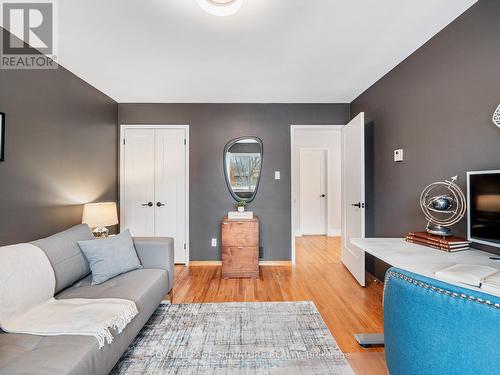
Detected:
[
  {"left": 118, "top": 104, "right": 350, "bottom": 260},
  {"left": 351, "top": 0, "right": 500, "bottom": 260},
  {"left": 0, "top": 28, "right": 118, "bottom": 245}
]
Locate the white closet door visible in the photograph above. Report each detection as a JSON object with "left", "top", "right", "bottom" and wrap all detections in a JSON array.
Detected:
[
  {"left": 122, "top": 129, "right": 155, "bottom": 236},
  {"left": 300, "top": 149, "right": 327, "bottom": 235},
  {"left": 154, "top": 128, "right": 187, "bottom": 263}
]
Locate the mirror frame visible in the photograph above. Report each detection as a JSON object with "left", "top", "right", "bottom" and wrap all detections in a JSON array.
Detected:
[{"left": 223, "top": 136, "right": 263, "bottom": 203}]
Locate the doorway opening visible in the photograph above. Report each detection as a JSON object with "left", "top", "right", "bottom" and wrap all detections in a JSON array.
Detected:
[{"left": 290, "top": 125, "right": 343, "bottom": 264}]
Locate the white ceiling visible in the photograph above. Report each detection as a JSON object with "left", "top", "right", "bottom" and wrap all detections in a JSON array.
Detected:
[{"left": 53, "top": 0, "right": 476, "bottom": 103}]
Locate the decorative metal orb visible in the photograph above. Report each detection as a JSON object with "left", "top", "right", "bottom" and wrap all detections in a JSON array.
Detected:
[
  {"left": 420, "top": 176, "right": 466, "bottom": 236},
  {"left": 430, "top": 195, "right": 453, "bottom": 211}
]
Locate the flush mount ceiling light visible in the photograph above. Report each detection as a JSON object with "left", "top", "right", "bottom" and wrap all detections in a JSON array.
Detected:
[
  {"left": 493, "top": 104, "right": 500, "bottom": 129},
  {"left": 197, "top": 0, "right": 244, "bottom": 17}
]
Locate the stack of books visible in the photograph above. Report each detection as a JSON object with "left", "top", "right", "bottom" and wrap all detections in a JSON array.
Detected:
[
  {"left": 406, "top": 231, "right": 471, "bottom": 252},
  {"left": 435, "top": 264, "right": 500, "bottom": 295}
]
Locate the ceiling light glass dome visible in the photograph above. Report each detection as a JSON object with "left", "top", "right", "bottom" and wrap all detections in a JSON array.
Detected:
[{"left": 197, "top": 0, "right": 244, "bottom": 17}]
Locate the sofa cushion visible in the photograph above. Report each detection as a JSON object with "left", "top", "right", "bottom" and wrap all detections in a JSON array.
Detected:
[
  {"left": 77, "top": 230, "right": 142, "bottom": 285},
  {"left": 0, "top": 269, "right": 169, "bottom": 375},
  {"left": 57, "top": 268, "right": 167, "bottom": 302},
  {"left": 31, "top": 224, "right": 94, "bottom": 293}
]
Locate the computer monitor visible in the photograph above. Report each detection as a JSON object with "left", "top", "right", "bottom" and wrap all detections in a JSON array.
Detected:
[{"left": 467, "top": 170, "right": 500, "bottom": 249}]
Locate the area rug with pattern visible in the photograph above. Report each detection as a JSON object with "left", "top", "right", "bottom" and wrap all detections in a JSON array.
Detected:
[{"left": 112, "top": 301, "right": 354, "bottom": 374}]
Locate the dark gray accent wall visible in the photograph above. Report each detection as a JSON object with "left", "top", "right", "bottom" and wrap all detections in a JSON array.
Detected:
[
  {"left": 0, "top": 28, "right": 118, "bottom": 245},
  {"left": 118, "top": 104, "right": 350, "bottom": 260},
  {"left": 351, "top": 0, "right": 500, "bottom": 262}
]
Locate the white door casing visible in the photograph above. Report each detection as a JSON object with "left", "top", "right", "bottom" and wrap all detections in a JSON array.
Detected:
[
  {"left": 341, "top": 113, "right": 366, "bottom": 286},
  {"left": 120, "top": 125, "right": 189, "bottom": 264},
  {"left": 299, "top": 149, "right": 327, "bottom": 235}
]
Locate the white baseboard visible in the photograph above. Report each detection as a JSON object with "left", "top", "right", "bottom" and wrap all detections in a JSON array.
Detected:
[
  {"left": 189, "top": 261, "right": 291, "bottom": 266},
  {"left": 328, "top": 229, "right": 341, "bottom": 237},
  {"left": 296, "top": 229, "right": 340, "bottom": 237}
]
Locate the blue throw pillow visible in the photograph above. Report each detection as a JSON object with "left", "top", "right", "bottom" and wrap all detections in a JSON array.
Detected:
[{"left": 77, "top": 229, "right": 142, "bottom": 285}]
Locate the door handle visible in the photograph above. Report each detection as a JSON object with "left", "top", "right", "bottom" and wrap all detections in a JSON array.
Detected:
[
  {"left": 320, "top": 194, "right": 326, "bottom": 198},
  {"left": 141, "top": 202, "right": 153, "bottom": 207},
  {"left": 156, "top": 202, "right": 165, "bottom": 207},
  {"left": 351, "top": 202, "right": 365, "bottom": 208}
]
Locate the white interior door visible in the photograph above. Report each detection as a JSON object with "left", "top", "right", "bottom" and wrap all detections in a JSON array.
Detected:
[
  {"left": 300, "top": 149, "right": 327, "bottom": 235},
  {"left": 155, "top": 128, "right": 187, "bottom": 264},
  {"left": 122, "top": 129, "right": 156, "bottom": 236},
  {"left": 341, "top": 112, "right": 366, "bottom": 286}
]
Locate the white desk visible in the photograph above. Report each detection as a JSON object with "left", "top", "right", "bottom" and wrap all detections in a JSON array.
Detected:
[{"left": 351, "top": 238, "right": 500, "bottom": 296}]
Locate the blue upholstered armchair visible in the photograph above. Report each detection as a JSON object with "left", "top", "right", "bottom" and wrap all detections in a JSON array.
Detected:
[{"left": 383, "top": 267, "right": 500, "bottom": 375}]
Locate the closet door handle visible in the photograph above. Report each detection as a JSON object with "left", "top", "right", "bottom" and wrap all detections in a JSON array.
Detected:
[
  {"left": 156, "top": 202, "right": 165, "bottom": 207},
  {"left": 351, "top": 202, "right": 365, "bottom": 208},
  {"left": 142, "top": 202, "right": 153, "bottom": 207}
]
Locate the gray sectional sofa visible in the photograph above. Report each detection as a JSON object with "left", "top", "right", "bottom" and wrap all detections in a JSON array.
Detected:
[{"left": 0, "top": 224, "right": 174, "bottom": 375}]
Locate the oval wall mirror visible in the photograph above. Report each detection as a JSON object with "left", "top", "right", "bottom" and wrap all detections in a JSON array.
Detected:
[{"left": 223, "top": 136, "right": 263, "bottom": 203}]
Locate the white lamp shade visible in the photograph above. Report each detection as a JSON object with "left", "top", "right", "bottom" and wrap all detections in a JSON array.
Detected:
[{"left": 82, "top": 202, "right": 118, "bottom": 228}]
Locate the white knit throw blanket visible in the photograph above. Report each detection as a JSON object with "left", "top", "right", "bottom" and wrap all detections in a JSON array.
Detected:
[{"left": 0, "top": 243, "right": 138, "bottom": 349}]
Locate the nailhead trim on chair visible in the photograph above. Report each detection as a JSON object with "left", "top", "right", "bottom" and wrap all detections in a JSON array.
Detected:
[{"left": 385, "top": 271, "right": 500, "bottom": 310}]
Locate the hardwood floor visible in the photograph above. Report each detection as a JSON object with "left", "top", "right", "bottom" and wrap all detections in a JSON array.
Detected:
[{"left": 172, "top": 235, "right": 388, "bottom": 374}]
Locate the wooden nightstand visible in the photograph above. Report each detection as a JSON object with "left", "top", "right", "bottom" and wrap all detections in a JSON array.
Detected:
[{"left": 221, "top": 216, "right": 259, "bottom": 278}]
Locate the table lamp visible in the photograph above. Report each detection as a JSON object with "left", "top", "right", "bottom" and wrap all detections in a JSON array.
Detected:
[{"left": 82, "top": 202, "right": 118, "bottom": 238}]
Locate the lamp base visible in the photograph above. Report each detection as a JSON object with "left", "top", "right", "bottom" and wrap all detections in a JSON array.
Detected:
[{"left": 92, "top": 227, "right": 109, "bottom": 238}]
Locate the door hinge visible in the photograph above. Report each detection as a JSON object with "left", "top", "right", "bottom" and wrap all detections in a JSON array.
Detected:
[
  {"left": 184, "top": 139, "right": 186, "bottom": 145},
  {"left": 184, "top": 243, "right": 186, "bottom": 250},
  {"left": 122, "top": 138, "right": 125, "bottom": 146}
]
